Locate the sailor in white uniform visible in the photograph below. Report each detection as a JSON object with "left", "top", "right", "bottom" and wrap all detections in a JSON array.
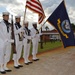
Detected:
[
  {"left": 30, "top": 22, "right": 41, "bottom": 61},
  {"left": 13, "top": 15, "right": 23, "bottom": 69},
  {"left": 0, "top": 12, "right": 13, "bottom": 74},
  {"left": 23, "top": 21, "right": 32, "bottom": 65}
]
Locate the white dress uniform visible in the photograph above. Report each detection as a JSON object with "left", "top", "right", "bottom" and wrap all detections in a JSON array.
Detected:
[
  {"left": 13, "top": 22, "right": 23, "bottom": 67},
  {"left": 0, "top": 20, "right": 12, "bottom": 72},
  {"left": 23, "top": 27, "right": 31, "bottom": 64},
  {"left": 30, "top": 27, "right": 41, "bottom": 60}
]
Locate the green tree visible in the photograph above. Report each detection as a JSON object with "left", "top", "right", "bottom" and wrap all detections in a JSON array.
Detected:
[
  {"left": 71, "top": 23, "right": 75, "bottom": 31},
  {"left": 45, "top": 26, "right": 49, "bottom": 31}
]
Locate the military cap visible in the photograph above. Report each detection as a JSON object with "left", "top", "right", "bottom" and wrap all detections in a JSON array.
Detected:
[
  {"left": 24, "top": 21, "right": 28, "bottom": 24},
  {"left": 15, "top": 15, "right": 21, "bottom": 19},
  {"left": 32, "top": 22, "right": 37, "bottom": 25},
  {"left": 2, "top": 12, "right": 9, "bottom": 15}
]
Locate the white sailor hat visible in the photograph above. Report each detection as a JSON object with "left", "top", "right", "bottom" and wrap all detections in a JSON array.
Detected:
[
  {"left": 32, "top": 22, "right": 37, "bottom": 25},
  {"left": 2, "top": 12, "right": 9, "bottom": 15},
  {"left": 15, "top": 15, "right": 21, "bottom": 19},
  {"left": 24, "top": 21, "right": 28, "bottom": 24}
]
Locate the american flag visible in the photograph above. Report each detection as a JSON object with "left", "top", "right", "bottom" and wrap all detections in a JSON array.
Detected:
[{"left": 26, "top": 0, "right": 45, "bottom": 24}]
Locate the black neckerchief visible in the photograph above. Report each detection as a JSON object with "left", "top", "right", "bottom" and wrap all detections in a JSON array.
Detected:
[
  {"left": 25, "top": 27, "right": 31, "bottom": 43},
  {"left": 15, "top": 22, "right": 21, "bottom": 30},
  {"left": 25, "top": 27, "right": 29, "bottom": 31},
  {"left": 34, "top": 27, "right": 39, "bottom": 34},
  {"left": 3, "top": 19, "right": 10, "bottom": 33},
  {"left": 25, "top": 27, "right": 31, "bottom": 36}
]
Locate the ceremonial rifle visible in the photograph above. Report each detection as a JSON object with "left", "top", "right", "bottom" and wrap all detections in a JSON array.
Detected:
[{"left": 11, "top": 15, "right": 16, "bottom": 53}]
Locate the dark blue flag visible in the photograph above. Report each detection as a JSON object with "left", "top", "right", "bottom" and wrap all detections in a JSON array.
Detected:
[{"left": 47, "top": 1, "right": 75, "bottom": 47}]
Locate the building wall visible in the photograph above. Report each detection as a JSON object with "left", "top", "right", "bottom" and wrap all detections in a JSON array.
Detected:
[{"left": 42, "top": 34, "right": 61, "bottom": 42}]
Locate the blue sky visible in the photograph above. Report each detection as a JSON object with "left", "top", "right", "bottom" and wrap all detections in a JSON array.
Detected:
[
  {"left": 0, "top": 7, "right": 7, "bottom": 14},
  {"left": 0, "top": 0, "right": 75, "bottom": 30}
]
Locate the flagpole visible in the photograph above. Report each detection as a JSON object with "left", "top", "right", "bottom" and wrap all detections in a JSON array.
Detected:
[
  {"left": 23, "top": 7, "right": 27, "bottom": 25},
  {"left": 38, "top": 18, "right": 47, "bottom": 49},
  {"left": 38, "top": 19, "right": 47, "bottom": 31},
  {"left": 23, "top": 0, "right": 27, "bottom": 26}
]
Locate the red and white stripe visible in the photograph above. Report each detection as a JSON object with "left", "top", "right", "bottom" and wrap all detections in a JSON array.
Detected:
[{"left": 26, "top": 0, "right": 45, "bottom": 24}]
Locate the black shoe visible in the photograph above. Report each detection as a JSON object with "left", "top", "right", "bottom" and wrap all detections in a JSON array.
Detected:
[
  {"left": 18, "top": 65, "right": 23, "bottom": 67},
  {"left": 28, "top": 61, "right": 33, "bottom": 64},
  {"left": 25, "top": 63, "right": 29, "bottom": 65},
  {"left": 33, "top": 59, "right": 39, "bottom": 61},
  {"left": 0, "top": 71, "right": 6, "bottom": 74},
  {"left": 14, "top": 66, "right": 20, "bottom": 69},
  {"left": 5, "top": 69, "right": 12, "bottom": 72}
]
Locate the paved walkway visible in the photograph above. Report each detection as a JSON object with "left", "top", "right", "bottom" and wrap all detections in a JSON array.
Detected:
[{"left": 1, "top": 46, "right": 75, "bottom": 75}]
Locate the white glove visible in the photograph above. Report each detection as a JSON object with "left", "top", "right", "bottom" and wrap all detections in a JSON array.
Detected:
[
  {"left": 21, "top": 30, "right": 25, "bottom": 33},
  {"left": 31, "top": 35, "right": 36, "bottom": 38},
  {"left": 8, "top": 39, "right": 14, "bottom": 43},
  {"left": 28, "top": 36, "right": 32, "bottom": 40}
]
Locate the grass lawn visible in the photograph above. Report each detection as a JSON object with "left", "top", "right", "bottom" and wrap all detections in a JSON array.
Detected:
[
  {"left": 37, "top": 41, "right": 62, "bottom": 53},
  {"left": 30, "top": 41, "right": 62, "bottom": 54},
  {"left": 10, "top": 41, "right": 62, "bottom": 60}
]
